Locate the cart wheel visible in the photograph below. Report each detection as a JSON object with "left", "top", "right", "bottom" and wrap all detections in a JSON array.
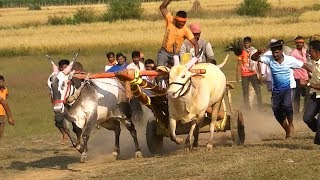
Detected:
[
  {"left": 230, "top": 109, "right": 245, "bottom": 145},
  {"left": 146, "top": 120, "right": 164, "bottom": 154}
]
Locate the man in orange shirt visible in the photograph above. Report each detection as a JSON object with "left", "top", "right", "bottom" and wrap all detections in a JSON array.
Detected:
[
  {"left": 0, "top": 75, "right": 14, "bottom": 139},
  {"left": 236, "top": 37, "right": 262, "bottom": 111},
  {"left": 157, "top": 0, "right": 199, "bottom": 66}
]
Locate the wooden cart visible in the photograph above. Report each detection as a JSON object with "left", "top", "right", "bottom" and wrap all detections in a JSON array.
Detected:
[{"left": 145, "top": 87, "right": 245, "bottom": 154}]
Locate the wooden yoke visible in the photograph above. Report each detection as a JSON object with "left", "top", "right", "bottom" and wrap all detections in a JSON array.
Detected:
[
  {"left": 115, "top": 70, "right": 167, "bottom": 106},
  {"left": 73, "top": 69, "right": 205, "bottom": 106},
  {"left": 73, "top": 69, "right": 204, "bottom": 80}
]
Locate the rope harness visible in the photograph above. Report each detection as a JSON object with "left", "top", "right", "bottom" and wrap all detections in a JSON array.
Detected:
[
  {"left": 52, "top": 74, "right": 90, "bottom": 105},
  {"left": 168, "top": 78, "right": 194, "bottom": 97}
]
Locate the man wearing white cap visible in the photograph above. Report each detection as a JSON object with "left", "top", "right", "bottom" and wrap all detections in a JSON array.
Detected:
[{"left": 180, "top": 23, "right": 216, "bottom": 64}]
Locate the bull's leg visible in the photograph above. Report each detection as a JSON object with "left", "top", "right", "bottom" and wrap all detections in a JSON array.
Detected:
[
  {"left": 80, "top": 114, "right": 97, "bottom": 163},
  {"left": 193, "top": 118, "right": 204, "bottom": 150},
  {"left": 121, "top": 118, "right": 142, "bottom": 158},
  {"left": 169, "top": 117, "right": 183, "bottom": 144},
  {"left": 64, "top": 129, "right": 78, "bottom": 148},
  {"left": 185, "top": 120, "right": 196, "bottom": 151},
  {"left": 80, "top": 131, "right": 90, "bottom": 163},
  {"left": 207, "top": 100, "right": 223, "bottom": 151},
  {"left": 112, "top": 120, "right": 121, "bottom": 159},
  {"left": 62, "top": 121, "right": 83, "bottom": 153},
  {"left": 70, "top": 122, "right": 84, "bottom": 153}
]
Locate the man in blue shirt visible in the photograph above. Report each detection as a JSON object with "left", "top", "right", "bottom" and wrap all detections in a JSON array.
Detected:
[
  {"left": 107, "top": 53, "right": 128, "bottom": 73},
  {"left": 252, "top": 40, "right": 311, "bottom": 139}
]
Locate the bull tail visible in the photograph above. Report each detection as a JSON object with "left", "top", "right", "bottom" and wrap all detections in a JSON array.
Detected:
[
  {"left": 227, "top": 88, "right": 232, "bottom": 114},
  {"left": 217, "top": 54, "right": 229, "bottom": 68}
]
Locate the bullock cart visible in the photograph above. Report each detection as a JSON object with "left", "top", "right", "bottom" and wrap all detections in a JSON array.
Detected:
[
  {"left": 74, "top": 69, "right": 245, "bottom": 154},
  {"left": 145, "top": 86, "right": 245, "bottom": 154}
]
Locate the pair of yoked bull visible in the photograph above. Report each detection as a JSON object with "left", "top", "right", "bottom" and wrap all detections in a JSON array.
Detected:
[{"left": 47, "top": 53, "right": 228, "bottom": 162}]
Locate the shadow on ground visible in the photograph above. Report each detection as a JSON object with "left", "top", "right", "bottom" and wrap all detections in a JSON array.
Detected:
[{"left": 7, "top": 155, "right": 79, "bottom": 171}]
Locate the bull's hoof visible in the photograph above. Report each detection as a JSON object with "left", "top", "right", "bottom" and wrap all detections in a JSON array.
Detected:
[
  {"left": 184, "top": 142, "right": 192, "bottom": 152},
  {"left": 112, "top": 151, "right": 119, "bottom": 160},
  {"left": 175, "top": 137, "right": 184, "bottom": 144},
  {"left": 184, "top": 146, "right": 191, "bottom": 152},
  {"left": 135, "top": 151, "right": 143, "bottom": 158},
  {"left": 206, "top": 144, "right": 213, "bottom": 152},
  {"left": 192, "top": 146, "right": 199, "bottom": 151},
  {"left": 80, "top": 152, "right": 87, "bottom": 163}
]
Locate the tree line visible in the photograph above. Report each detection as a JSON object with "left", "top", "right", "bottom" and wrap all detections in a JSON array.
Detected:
[{"left": 0, "top": 0, "right": 178, "bottom": 8}]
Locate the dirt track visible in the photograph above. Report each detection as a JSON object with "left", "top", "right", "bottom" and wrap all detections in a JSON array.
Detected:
[{"left": 1, "top": 110, "right": 320, "bottom": 179}]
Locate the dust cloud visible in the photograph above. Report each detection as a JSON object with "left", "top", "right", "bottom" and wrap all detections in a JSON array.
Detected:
[
  {"left": 240, "top": 106, "right": 310, "bottom": 143},
  {"left": 87, "top": 104, "right": 181, "bottom": 160},
  {"left": 85, "top": 103, "right": 310, "bottom": 160}
]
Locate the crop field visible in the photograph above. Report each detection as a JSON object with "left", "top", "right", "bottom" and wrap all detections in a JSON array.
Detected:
[{"left": 0, "top": 0, "right": 320, "bottom": 179}]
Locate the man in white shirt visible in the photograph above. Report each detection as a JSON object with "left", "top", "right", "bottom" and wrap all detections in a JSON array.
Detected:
[
  {"left": 127, "top": 51, "right": 145, "bottom": 71},
  {"left": 126, "top": 51, "right": 144, "bottom": 124},
  {"left": 180, "top": 23, "right": 215, "bottom": 64}
]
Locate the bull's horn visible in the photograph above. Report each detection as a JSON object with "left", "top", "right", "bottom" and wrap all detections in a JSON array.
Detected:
[
  {"left": 217, "top": 53, "right": 229, "bottom": 68},
  {"left": 173, "top": 55, "right": 180, "bottom": 66},
  {"left": 63, "top": 50, "right": 80, "bottom": 74},
  {"left": 70, "top": 50, "right": 80, "bottom": 65},
  {"left": 185, "top": 57, "right": 198, "bottom": 70},
  {"left": 63, "top": 63, "right": 73, "bottom": 75},
  {"left": 46, "top": 54, "right": 58, "bottom": 74}
]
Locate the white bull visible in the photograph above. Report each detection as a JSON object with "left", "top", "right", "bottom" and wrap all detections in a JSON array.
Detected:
[
  {"left": 47, "top": 56, "right": 142, "bottom": 162},
  {"left": 166, "top": 55, "right": 227, "bottom": 150}
]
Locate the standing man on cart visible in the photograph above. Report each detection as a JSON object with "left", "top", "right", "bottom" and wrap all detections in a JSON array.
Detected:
[{"left": 157, "top": 0, "right": 199, "bottom": 67}]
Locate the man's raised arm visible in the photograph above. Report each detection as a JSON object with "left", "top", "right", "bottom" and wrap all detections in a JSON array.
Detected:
[
  {"left": 159, "top": 0, "right": 172, "bottom": 17},
  {"left": 251, "top": 48, "right": 266, "bottom": 61}
]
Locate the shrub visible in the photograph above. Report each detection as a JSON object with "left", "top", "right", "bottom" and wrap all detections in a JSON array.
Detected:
[
  {"left": 103, "top": 0, "right": 143, "bottom": 22},
  {"left": 236, "top": 0, "right": 271, "bottom": 17},
  {"left": 28, "top": 3, "right": 42, "bottom": 10},
  {"left": 311, "top": 3, "right": 320, "bottom": 11},
  {"left": 190, "top": 0, "right": 201, "bottom": 13},
  {"left": 47, "top": 15, "right": 67, "bottom": 25},
  {"left": 73, "top": 7, "right": 97, "bottom": 23}
]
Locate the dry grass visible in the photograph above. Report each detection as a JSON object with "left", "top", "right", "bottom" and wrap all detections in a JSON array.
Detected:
[
  {"left": 0, "top": 0, "right": 318, "bottom": 27},
  {"left": 1, "top": 16, "right": 319, "bottom": 55},
  {"left": 0, "top": 4, "right": 106, "bottom": 27},
  {"left": 0, "top": 0, "right": 319, "bottom": 56}
]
